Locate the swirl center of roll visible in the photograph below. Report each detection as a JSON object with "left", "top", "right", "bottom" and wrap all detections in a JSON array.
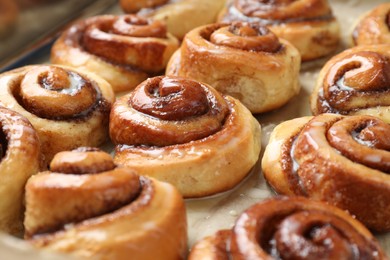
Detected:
[
  {"left": 210, "top": 22, "right": 281, "bottom": 52},
  {"left": 327, "top": 116, "right": 390, "bottom": 173},
  {"left": 25, "top": 148, "right": 141, "bottom": 238},
  {"left": 111, "top": 15, "right": 167, "bottom": 38},
  {"left": 328, "top": 51, "right": 390, "bottom": 91},
  {"left": 50, "top": 147, "right": 116, "bottom": 174},
  {"left": 131, "top": 77, "right": 211, "bottom": 121},
  {"left": 19, "top": 66, "right": 98, "bottom": 120}
]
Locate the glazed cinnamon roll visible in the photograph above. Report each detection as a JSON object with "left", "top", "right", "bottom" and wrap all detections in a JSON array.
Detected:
[
  {"left": 51, "top": 14, "right": 179, "bottom": 93},
  {"left": 189, "top": 197, "right": 387, "bottom": 259},
  {"left": 110, "top": 76, "right": 261, "bottom": 198},
  {"left": 0, "top": 65, "right": 114, "bottom": 164},
  {"left": 120, "top": 0, "right": 226, "bottom": 39},
  {"left": 218, "top": 0, "right": 340, "bottom": 61},
  {"left": 25, "top": 148, "right": 187, "bottom": 260},
  {"left": 352, "top": 3, "right": 390, "bottom": 46},
  {"left": 262, "top": 114, "right": 390, "bottom": 232},
  {"left": 0, "top": 107, "right": 41, "bottom": 235},
  {"left": 311, "top": 45, "right": 390, "bottom": 123},
  {"left": 166, "top": 22, "right": 301, "bottom": 114}
]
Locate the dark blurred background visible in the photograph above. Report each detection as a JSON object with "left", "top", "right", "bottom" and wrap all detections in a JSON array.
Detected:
[{"left": 0, "top": 0, "right": 117, "bottom": 72}]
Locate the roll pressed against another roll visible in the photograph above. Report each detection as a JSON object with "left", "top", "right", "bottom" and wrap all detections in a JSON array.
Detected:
[
  {"left": 218, "top": 0, "right": 340, "bottom": 61},
  {"left": 352, "top": 3, "right": 390, "bottom": 46},
  {"left": 262, "top": 114, "right": 390, "bottom": 232},
  {"left": 51, "top": 14, "right": 179, "bottom": 93},
  {"left": 24, "top": 147, "right": 187, "bottom": 260},
  {"left": 166, "top": 21, "right": 301, "bottom": 114},
  {"left": 189, "top": 197, "right": 387, "bottom": 260},
  {"left": 311, "top": 44, "right": 390, "bottom": 123},
  {"left": 0, "top": 65, "right": 114, "bottom": 164},
  {"left": 119, "top": 0, "right": 226, "bottom": 39},
  {"left": 109, "top": 76, "right": 261, "bottom": 198},
  {"left": 0, "top": 106, "right": 41, "bottom": 236}
]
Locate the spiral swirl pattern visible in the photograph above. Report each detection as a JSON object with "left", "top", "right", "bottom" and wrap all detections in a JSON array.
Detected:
[
  {"left": 210, "top": 22, "right": 281, "bottom": 52},
  {"left": 51, "top": 14, "right": 179, "bottom": 92},
  {"left": 25, "top": 148, "right": 187, "bottom": 259},
  {"left": 0, "top": 65, "right": 114, "bottom": 164},
  {"left": 19, "top": 66, "right": 100, "bottom": 120},
  {"left": 166, "top": 22, "right": 300, "bottom": 113},
  {"left": 189, "top": 197, "right": 386, "bottom": 260},
  {"left": 218, "top": 0, "right": 340, "bottom": 61},
  {"left": 110, "top": 75, "right": 261, "bottom": 198},
  {"left": 352, "top": 3, "right": 390, "bottom": 46},
  {"left": 110, "top": 76, "right": 229, "bottom": 147},
  {"left": 262, "top": 114, "right": 390, "bottom": 231},
  {"left": 0, "top": 106, "right": 41, "bottom": 235},
  {"left": 311, "top": 46, "right": 390, "bottom": 122}
]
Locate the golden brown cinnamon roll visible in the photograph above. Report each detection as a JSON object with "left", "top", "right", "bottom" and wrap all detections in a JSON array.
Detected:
[
  {"left": 51, "top": 14, "right": 179, "bottom": 93},
  {"left": 110, "top": 76, "right": 261, "bottom": 198},
  {"left": 0, "top": 65, "right": 114, "bottom": 164},
  {"left": 218, "top": 0, "right": 340, "bottom": 61},
  {"left": 25, "top": 147, "right": 187, "bottom": 259},
  {"left": 120, "top": 0, "right": 226, "bottom": 39},
  {"left": 0, "top": 106, "right": 41, "bottom": 235},
  {"left": 189, "top": 197, "right": 387, "bottom": 260},
  {"left": 262, "top": 114, "right": 390, "bottom": 232},
  {"left": 166, "top": 22, "right": 301, "bottom": 114},
  {"left": 311, "top": 45, "right": 390, "bottom": 123},
  {"left": 352, "top": 3, "right": 390, "bottom": 46}
]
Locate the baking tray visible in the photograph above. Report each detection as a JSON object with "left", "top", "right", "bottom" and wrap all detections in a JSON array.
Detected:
[{"left": 0, "top": 0, "right": 388, "bottom": 258}]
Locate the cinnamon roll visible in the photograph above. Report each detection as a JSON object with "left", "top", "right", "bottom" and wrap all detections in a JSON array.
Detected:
[
  {"left": 352, "top": 3, "right": 390, "bottom": 46},
  {"left": 189, "top": 197, "right": 387, "bottom": 259},
  {"left": 25, "top": 148, "right": 187, "bottom": 260},
  {"left": 218, "top": 0, "right": 340, "bottom": 61},
  {"left": 120, "top": 0, "right": 226, "bottom": 39},
  {"left": 166, "top": 22, "right": 301, "bottom": 114},
  {"left": 110, "top": 76, "right": 261, "bottom": 198},
  {"left": 51, "top": 14, "right": 179, "bottom": 93},
  {"left": 262, "top": 114, "right": 390, "bottom": 232},
  {"left": 0, "top": 65, "right": 114, "bottom": 164},
  {"left": 311, "top": 45, "right": 390, "bottom": 123},
  {"left": 0, "top": 106, "right": 41, "bottom": 235}
]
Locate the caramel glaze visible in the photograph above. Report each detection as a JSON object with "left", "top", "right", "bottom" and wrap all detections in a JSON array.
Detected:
[
  {"left": 25, "top": 148, "right": 188, "bottom": 260},
  {"left": 9, "top": 66, "right": 110, "bottom": 121},
  {"left": 110, "top": 76, "right": 230, "bottom": 147},
  {"left": 57, "top": 15, "right": 169, "bottom": 75},
  {"left": 210, "top": 21, "right": 282, "bottom": 52},
  {"left": 203, "top": 22, "right": 284, "bottom": 54},
  {"left": 352, "top": 3, "right": 390, "bottom": 46},
  {"left": 189, "top": 197, "right": 387, "bottom": 260},
  {"left": 280, "top": 134, "right": 307, "bottom": 196},
  {"left": 219, "top": 0, "right": 340, "bottom": 61},
  {"left": 24, "top": 148, "right": 142, "bottom": 238},
  {"left": 0, "top": 106, "right": 42, "bottom": 235},
  {"left": 315, "top": 51, "right": 390, "bottom": 115},
  {"left": 275, "top": 114, "right": 390, "bottom": 231}
]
